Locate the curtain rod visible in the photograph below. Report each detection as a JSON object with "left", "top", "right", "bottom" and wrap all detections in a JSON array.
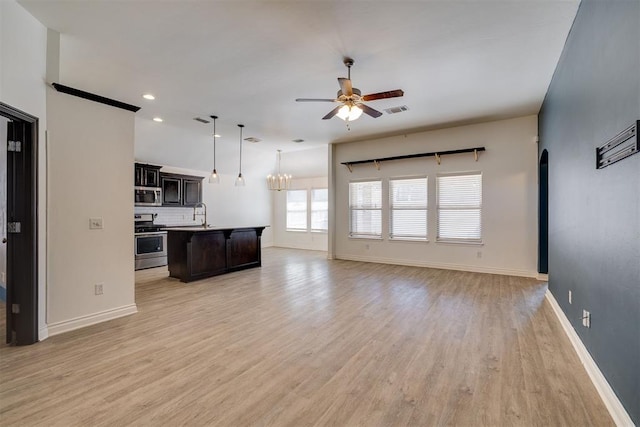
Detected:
[{"left": 341, "top": 146, "right": 485, "bottom": 171}]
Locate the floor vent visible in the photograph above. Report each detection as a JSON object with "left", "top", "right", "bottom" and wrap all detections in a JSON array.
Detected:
[{"left": 384, "top": 105, "right": 409, "bottom": 115}]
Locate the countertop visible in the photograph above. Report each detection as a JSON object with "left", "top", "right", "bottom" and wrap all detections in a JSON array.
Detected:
[{"left": 163, "top": 225, "right": 269, "bottom": 232}]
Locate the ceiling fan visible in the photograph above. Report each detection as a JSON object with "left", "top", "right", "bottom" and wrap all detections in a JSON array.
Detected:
[{"left": 296, "top": 58, "right": 404, "bottom": 121}]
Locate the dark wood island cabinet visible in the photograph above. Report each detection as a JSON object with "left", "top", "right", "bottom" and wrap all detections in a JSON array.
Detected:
[{"left": 166, "top": 226, "right": 266, "bottom": 283}]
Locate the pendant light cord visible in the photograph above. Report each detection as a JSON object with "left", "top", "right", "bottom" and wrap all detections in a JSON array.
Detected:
[
  {"left": 212, "top": 116, "right": 217, "bottom": 170},
  {"left": 238, "top": 124, "right": 244, "bottom": 175}
]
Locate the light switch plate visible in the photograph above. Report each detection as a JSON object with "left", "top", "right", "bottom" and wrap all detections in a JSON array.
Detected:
[{"left": 89, "top": 217, "right": 103, "bottom": 229}]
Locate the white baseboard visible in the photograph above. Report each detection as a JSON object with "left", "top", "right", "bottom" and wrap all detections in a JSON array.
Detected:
[
  {"left": 334, "top": 254, "right": 537, "bottom": 278},
  {"left": 545, "top": 290, "right": 634, "bottom": 427},
  {"left": 537, "top": 273, "right": 549, "bottom": 281},
  {"left": 47, "top": 304, "right": 138, "bottom": 337},
  {"left": 38, "top": 325, "right": 49, "bottom": 341}
]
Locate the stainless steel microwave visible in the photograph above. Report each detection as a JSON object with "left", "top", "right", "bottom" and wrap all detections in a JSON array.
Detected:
[{"left": 134, "top": 186, "right": 162, "bottom": 206}]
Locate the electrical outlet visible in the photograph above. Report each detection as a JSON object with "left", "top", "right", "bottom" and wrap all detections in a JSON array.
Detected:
[
  {"left": 569, "top": 290, "right": 572, "bottom": 304},
  {"left": 582, "top": 309, "right": 591, "bottom": 328},
  {"left": 477, "top": 251, "right": 482, "bottom": 258},
  {"left": 89, "top": 217, "right": 103, "bottom": 229},
  {"left": 365, "top": 244, "right": 370, "bottom": 250},
  {"left": 0, "top": 272, "right": 5, "bottom": 283},
  {"left": 95, "top": 283, "right": 104, "bottom": 295}
]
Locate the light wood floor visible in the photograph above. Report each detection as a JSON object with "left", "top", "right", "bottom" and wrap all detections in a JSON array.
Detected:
[{"left": 0, "top": 248, "right": 612, "bottom": 426}]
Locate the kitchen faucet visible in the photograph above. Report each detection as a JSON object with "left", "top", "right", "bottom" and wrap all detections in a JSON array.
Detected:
[{"left": 193, "top": 202, "right": 207, "bottom": 226}]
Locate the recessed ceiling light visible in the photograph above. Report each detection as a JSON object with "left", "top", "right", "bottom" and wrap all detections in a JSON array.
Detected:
[
  {"left": 142, "top": 94, "right": 155, "bottom": 100},
  {"left": 153, "top": 117, "right": 163, "bottom": 122},
  {"left": 214, "top": 134, "right": 221, "bottom": 138}
]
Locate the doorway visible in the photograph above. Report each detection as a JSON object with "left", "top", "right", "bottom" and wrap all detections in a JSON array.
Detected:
[
  {"left": 539, "top": 149, "right": 549, "bottom": 274},
  {"left": 0, "top": 102, "right": 39, "bottom": 345}
]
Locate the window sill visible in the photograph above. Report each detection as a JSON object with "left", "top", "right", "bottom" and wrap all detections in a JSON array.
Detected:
[
  {"left": 348, "top": 236, "right": 383, "bottom": 240},
  {"left": 389, "top": 238, "right": 429, "bottom": 243},
  {"left": 436, "top": 239, "right": 484, "bottom": 246},
  {"left": 286, "top": 229, "right": 307, "bottom": 233},
  {"left": 311, "top": 230, "right": 328, "bottom": 234}
]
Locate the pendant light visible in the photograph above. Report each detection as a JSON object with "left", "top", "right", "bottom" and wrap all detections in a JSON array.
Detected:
[
  {"left": 235, "top": 124, "right": 245, "bottom": 186},
  {"left": 209, "top": 115, "right": 220, "bottom": 184},
  {"left": 267, "top": 150, "right": 292, "bottom": 191}
]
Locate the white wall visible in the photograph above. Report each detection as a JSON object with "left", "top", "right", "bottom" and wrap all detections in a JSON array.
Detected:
[
  {"left": 271, "top": 146, "right": 329, "bottom": 251},
  {"left": 0, "top": 0, "right": 49, "bottom": 339},
  {"left": 332, "top": 115, "right": 539, "bottom": 277},
  {"left": 133, "top": 164, "right": 274, "bottom": 247},
  {"left": 46, "top": 89, "right": 136, "bottom": 333},
  {"left": 273, "top": 176, "right": 328, "bottom": 251}
]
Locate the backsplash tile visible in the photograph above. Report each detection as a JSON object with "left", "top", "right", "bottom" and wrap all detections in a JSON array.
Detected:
[{"left": 135, "top": 206, "right": 202, "bottom": 226}]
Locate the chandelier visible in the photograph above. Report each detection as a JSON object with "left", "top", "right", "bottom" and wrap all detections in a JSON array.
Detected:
[{"left": 266, "top": 150, "right": 292, "bottom": 191}]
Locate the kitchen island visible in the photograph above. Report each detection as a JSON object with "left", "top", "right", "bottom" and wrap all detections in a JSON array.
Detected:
[{"left": 165, "top": 226, "right": 267, "bottom": 283}]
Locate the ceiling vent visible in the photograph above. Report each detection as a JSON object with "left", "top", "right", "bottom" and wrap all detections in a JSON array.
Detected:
[
  {"left": 193, "top": 117, "right": 210, "bottom": 124},
  {"left": 292, "top": 139, "right": 304, "bottom": 143},
  {"left": 384, "top": 105, "right": 409, "bottom": 115},
  {"left": 244, "top": 137, "right": 261, "bottom": 143}
]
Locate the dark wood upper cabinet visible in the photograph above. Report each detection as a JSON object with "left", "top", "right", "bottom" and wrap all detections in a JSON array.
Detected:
[
  {"left": 182, "top": 178, "right": 202, "bottom": 206},
  {"left": 160, "top": 172, "right": 203, "bottom": 206},
  {"left": 161, "top": 175, "right": 182, "bottom": 205},
  {"left": 135, "top": 163, "right": 162, "bottom": 187}
]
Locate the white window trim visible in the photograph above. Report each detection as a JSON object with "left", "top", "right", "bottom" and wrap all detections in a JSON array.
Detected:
[
  {"left": 436, "top": 171, "right": 483, "bottom": 244},
  {"left": 349, "top": 179, "right": 383, "bottom": 239},
  {"left": 310, "top": 187, "right": 329, "bottom": 233},
  {"left": 389, "top": 176, "right": 429, "bottom": 242},
  {"left": 286, "top": 189, "right": 308, "bottom": 232}
]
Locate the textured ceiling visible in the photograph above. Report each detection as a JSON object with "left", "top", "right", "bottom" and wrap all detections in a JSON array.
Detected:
[{"left": 19, "top": 0, "right": 578, "bottom": 171}]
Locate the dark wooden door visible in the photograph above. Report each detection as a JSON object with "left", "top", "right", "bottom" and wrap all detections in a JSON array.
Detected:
[{"left": 3, "top": 102, "right": 38, "bottom": 345}]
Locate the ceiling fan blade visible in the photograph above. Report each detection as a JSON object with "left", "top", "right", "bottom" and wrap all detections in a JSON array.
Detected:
[
  {"left": 296, "top": 98, "right": 337, "bottom": 102},
  {"left": 362, "top": 89, "right": 404, "bottom": 101},
  {"left": 359, "top": 103, "right": 383, "bottom": 118},
  {"left": 338, "top": 78, "right": 353, "bottom": 97},
  {"left": 322, "top": 105, "right": 342, "bottom": 120}
]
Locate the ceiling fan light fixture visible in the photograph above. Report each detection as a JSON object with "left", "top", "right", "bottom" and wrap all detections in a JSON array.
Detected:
[{"left": 337, "top": 104, "right": 363, "bottom": 121}]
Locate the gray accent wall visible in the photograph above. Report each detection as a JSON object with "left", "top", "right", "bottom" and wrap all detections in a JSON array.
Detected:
[{"left": 538, "top": 0, "right": 639, "bottom": 423}]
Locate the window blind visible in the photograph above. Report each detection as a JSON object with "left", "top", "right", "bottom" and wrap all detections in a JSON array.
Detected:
[
  {"left": 286, "top": 189, "right": 307, "bottom": 230},
  {"left": 437, "top": 173, "right": 482, "bottom": 242},
  {"left": 349, "top": 181, "right": 382, "bottom": 238},
  {"left": 389, "top": 177, "right": 428, "bottom": 240},
  {"left": 311, "top": 189, "right": 328, "bottom": 231}
]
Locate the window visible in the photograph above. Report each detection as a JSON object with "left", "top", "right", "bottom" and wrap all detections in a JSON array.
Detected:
[
  {"left": 349, "top": 181, "right": 382, "bottom": 238},
  {"left": 389, "top": 177, "right": 428, "bottom": 240},
  {"left": 311, "top": 189, "right": 328, "bottom": 231},
  {"left": 437, "top": 172, "right": 482, "bottom": 242},
  {"left": 286, "top": 189, "right": 307, "bottom": 230}
]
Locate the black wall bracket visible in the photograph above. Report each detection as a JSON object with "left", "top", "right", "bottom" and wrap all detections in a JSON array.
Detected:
[
  {"left": 596, "top": 120, "right": 639, "bottom": 169},
  {"left": 51, "top": 83, "right": 141, "bottom": 113},
  {"left": 341, "top": 147, "right": 485, "bottom": 172}
]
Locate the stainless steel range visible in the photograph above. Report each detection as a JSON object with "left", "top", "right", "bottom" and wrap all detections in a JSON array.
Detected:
[{"left": 134, "top": 213, "right": 167, "bottom": 270}]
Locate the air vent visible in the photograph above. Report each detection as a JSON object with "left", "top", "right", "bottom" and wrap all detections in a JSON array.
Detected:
[
  {"left": 384, "top": 105, "right": 409, "bottom": 115},
  {"left": 193, "top": 117, "right": 210, "bottom": 124},
  {"left": 292, "top": 139, "right": 304, "bottom": 143},
  {"left": 244, "top": 137, "right": 261, "bottom": 143}
]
